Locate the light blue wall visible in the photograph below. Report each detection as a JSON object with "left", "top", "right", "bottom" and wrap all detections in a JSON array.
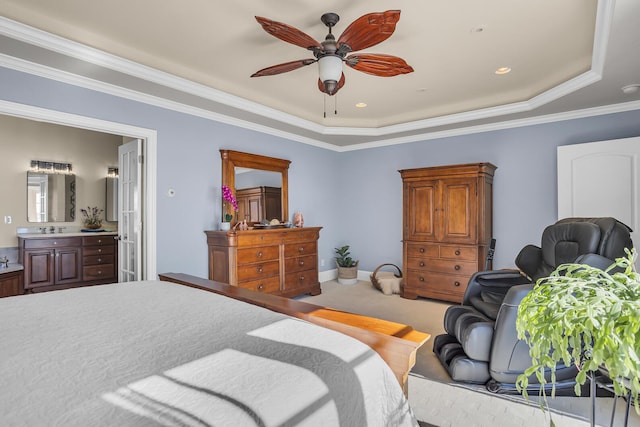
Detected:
[{"left": 2, "top": 66, "right": 640, "bottom": 277}]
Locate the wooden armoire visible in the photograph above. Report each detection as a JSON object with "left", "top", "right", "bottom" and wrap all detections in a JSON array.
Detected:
[{"left": 400, "top": 163, "right": 496, "bottom": 302}]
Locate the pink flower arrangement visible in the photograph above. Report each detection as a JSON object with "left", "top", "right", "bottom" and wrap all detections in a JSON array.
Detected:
[{"left": 222, "top": 185, "right": 238, "bottom": 222}]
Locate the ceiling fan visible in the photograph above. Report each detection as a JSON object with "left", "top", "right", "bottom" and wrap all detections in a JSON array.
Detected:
[{"left": 251, "top": 10, "right": 414, "bottom": 96}]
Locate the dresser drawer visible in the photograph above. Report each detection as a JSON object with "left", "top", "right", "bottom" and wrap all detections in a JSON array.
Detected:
[
  {"left": 284, "top": 269, "right": 318, "bottom": 290},
  {"left": 406, "top": 242, "right": 439, "bottom": 258},
  {"left": 237, "top": 246, "right": 279, "bottom": 263},
  {"left": 83, "top": 264, "right": 116, "bottom": 281},
  {"left": 237, "top": 260, "right": 280, "bottom": 281},
  {"left": 284, "top": 242, "right": 316, "bottom": 258},
  {"left": 284, "top": 254, "right": 316, "bottom": 273},
  {"left": 83, "top": 245, "right": 115, "bottom": 256},
  {"left": 83, "top": 254, "right": 115, "bottom": 266},
  {"left": 406, "top": 258, "right": 477, "bottom": 276},
  {"left": 237, "top": 276, "right": 280, "bottom": 293}
]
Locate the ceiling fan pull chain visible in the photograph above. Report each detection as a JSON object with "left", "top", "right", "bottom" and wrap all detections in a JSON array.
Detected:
[
  {"left": 323, "top": 95, "right": 327, "bottom": 118},
  {"left": 334, "top": 95, "right": 338, "bottom": 115}
]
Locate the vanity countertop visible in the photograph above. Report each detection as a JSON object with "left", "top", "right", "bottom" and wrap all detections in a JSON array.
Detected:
[
  {"left": 18, "top": 231, "right": 118, "bottom": 239},
  {"left": 0, "top": 264, "right": 24, "bottom": 274}
]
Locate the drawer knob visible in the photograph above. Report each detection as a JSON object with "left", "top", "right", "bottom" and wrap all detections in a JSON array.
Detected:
[
  {"left": 53, "top": 241, "right": 57, "bottom": 245},
  {"left": 419, "top": 261, "right": 425, "bottom": 267},
  {"left": 98, "top": 239, "right": 102, "bottom": 243},
  {"left": 98, "top": 249, "right": 102, "bottom": 253},
  {"left": 454, "top": 265, "right": 461, "bottom": 271},
  {"left": 454, "top": 281, "right": 461, "bottom": 287},
  {"left": 298, "top": 260, "right": 305, "bottom": 266},
  {"left": 257, "top": 266, "right": 263, "bottom": 273},
  {"left": 257, "top": 284, "right": 264, "bottom": 291},
  {"left": 298, "top": 247, "right": 304, "bottom": 253},
  {"left": 98, "top": 270, "right": 102, "bottom": 275},
  {"left": 98, "top": 258, "right": 102, "bottom": 262},
  {"left": 256, "top": 251, "right": 263, "bottom": 258},
  {"left": 299, "top": 275, "right": 305, "bottom": 282},
  {"left": 419, "top": 247, "right": 425, "bottom": 253},
  {"left": 455, "top": 250, "right": 461, "bottom": 256},
  {"left": 419, "top": 276, "right": 425, "bottom": 282}
]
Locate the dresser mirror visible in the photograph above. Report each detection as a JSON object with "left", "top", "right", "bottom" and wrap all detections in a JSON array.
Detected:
[
  {"left": 220, "top": 150, "right": 290, "bottom": 224},
  {"left": 27, "top": 171, "right": 76, "bottom": 222}
]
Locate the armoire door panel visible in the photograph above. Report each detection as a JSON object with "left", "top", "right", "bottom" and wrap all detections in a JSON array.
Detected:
[
  {"left": 406, "top": 182, "right": 437, "bottom": 240},
  {"left": 442, "top": 179, "right": 477, "bottom": 243}
]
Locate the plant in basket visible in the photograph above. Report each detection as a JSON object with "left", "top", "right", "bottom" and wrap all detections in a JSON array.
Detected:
[{"left": 335, "top": 245, "right": 359, "bottom": 285}]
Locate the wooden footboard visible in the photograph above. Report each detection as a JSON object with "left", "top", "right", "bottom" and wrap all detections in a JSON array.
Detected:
[{"left": 159, "top": 273, "right": 430, "bottom": 395}]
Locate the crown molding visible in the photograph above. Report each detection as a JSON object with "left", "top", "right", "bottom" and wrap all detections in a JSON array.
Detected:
[{"left": 0, "top": 0, "right": 634, "bottom": 153}]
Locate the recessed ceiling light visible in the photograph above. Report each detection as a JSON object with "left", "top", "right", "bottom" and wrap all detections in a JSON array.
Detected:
[
  {"left": 355, "top": 102, "right": 367, "bottom": 108},
  {"left": 471, "top": 25, "right": 486, "bottom": 33},
  {"left": 495, "top": 67, "right": 511, "bottom": 75},
  {"left": 622, "top": 84, "right": 640, "bottom": 94}
]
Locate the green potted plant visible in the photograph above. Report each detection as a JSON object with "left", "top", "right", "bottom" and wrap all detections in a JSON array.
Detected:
[
  {"left": 515, "top": 249, "right": 640, "bottom": 419},
  {"left": 335, "top": 245, "right": 359, "bottom": 285}
]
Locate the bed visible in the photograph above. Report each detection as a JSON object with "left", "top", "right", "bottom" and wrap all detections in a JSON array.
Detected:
[{"left": 0, "top": 275, "right": 425, "bottom": 426}]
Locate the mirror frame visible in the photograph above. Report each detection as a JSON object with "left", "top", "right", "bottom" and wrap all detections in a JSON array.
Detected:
[{"left": 220, "top": 149, "right": 290, "bottom": 224}]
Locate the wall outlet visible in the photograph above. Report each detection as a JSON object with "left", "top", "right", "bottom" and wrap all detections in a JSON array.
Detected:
[
  {"left": 4, "top": 215, "right": 11, "bottom": 224},
  {"left": 320, "top": 259, "right": 325, "bottom": 267}
]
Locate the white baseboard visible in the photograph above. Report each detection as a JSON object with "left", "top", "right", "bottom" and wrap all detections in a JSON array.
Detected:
[{"left": 319, "top": 269, "right": 373, "bottom": 283}]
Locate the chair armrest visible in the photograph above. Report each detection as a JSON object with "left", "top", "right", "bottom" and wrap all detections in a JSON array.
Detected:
[
  {"left": 514, "top": 244, "right": 543, "bottom": 279},
  {"left": 462, "top": 269, "right": 530, "bottom": 306},
  {"left": 575, "top": 253, "right": 615, "bottom": 271}
]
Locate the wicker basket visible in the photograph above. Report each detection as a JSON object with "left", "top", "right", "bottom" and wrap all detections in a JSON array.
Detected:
[{"left": 370, "top": 263, "right": 403, "bottom": 295}]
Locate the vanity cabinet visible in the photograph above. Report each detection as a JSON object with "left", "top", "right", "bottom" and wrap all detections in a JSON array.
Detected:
[
  {"left": 0, "top": 270, "right": 24, "bottom": 298},
  {"left": 236, "top": 186, "right": 282, "bottom": 223},
  {"left": 205, "top": 227, "right": 321, "bottom": 298},
  {"left": 18, "top": 233, "right": 117, "bottom": 292},
  {"left": 400, "top": 163, "right": 496, "bottom": 302}
]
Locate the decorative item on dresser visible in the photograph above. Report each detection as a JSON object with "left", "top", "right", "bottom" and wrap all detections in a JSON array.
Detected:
[
  {"left": 400, "top": 162, "right": 496, "bottom": 302},
  {"left": 205, "top": 227, "right": 322, "bottom": 298},
  {"left": 18, "top": 233, "right": 118, "bottom": 293}
]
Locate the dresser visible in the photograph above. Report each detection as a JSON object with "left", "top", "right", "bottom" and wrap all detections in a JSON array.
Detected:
[
  {"left": 400, "top": 163, "right": 496, "bottom": 302},
  {"left": 205, "top": 227, "right": 321, "bottom": 298},
  {"left": 18, "top": 233, "right": 118, "bottom": 292}
]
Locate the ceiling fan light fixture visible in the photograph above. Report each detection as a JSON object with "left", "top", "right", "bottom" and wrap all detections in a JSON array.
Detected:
[{"left": 318, "top": 55, "right": 343, "bottom": 85}]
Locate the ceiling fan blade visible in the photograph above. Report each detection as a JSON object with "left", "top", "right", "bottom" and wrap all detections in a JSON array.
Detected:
[
  {"left": 345, "top": 54, "right": 413, "bottom": 77},
  {"left": 337, "top": 10, "right": 401, "bottom": 52},
  {"left": 318, "top": 73, "right": 346, "bottom": 96},
  {"left": 255, "top": 16, "right": 322, "bottom": 50},
  {"left": 251, "top": 59, "right": 316, "bottom": 77}
]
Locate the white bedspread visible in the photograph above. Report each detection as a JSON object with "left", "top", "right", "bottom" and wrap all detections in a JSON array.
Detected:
[{"left": 0, "top": 280, "right": 417, "bottom": 426}]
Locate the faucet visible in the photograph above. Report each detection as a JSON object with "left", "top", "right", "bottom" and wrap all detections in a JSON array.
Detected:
[
  {"left": 49, "top": 226, "right": 56, "bottom": 234},
  {"left": 39, "top": 227, "right": 47, "bottom": 234}
]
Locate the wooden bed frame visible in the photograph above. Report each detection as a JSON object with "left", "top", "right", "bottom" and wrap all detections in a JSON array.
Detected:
[{"left": 159, "top": 273, "right": 430, "bottom": 395}]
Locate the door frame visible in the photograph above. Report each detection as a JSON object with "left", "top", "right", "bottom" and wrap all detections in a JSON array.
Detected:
[{"left": 0, "top": 99, "right": 157, "bottom": 280}]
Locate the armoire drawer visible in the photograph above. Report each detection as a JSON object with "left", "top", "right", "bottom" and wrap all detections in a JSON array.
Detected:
[{"left": 405, "top": 258, "right": 477, "bottom": 275}]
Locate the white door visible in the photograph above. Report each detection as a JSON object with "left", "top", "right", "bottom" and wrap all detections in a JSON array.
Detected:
[
  {"left": 118, "top": 139, "right": 143, "bottom": 282},
  {"left": 557, "top": 136, "right": 640, "bottom": 250}
]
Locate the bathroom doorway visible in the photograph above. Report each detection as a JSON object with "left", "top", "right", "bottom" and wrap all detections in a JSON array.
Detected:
[{"left": 0, "top": 100, "right": 157, "bottom": 280}]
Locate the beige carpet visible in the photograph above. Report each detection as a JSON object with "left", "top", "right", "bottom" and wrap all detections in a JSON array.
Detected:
[{"left": 300, "top": 280, "right": 639, "bottom": 427}]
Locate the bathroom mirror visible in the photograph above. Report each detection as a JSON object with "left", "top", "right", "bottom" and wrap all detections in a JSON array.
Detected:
[
  {"left": 220, "top": 150, "right": 290, "bottom": 224},
  {"left": 27, "top": 171, "right": 76, "bottom": 222}
]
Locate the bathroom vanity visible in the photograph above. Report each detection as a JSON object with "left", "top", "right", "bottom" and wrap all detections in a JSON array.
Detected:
[{"left": 18, "top": 232, "right": 118, "bottom": 293}]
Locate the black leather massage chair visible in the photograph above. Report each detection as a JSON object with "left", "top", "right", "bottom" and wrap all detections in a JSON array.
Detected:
[{"left": 433, "top": 217, "right": 634, "bottom": 393}]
